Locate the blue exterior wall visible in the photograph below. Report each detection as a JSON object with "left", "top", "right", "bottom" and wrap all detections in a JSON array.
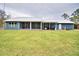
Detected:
[
  {"left": 4, "top": 22, "right": 20, "bottom": 30},
  {"left": 56, "top": 23, "right": 59, "bottom": 30},
  {"left": 55, "top": 23, "right": 74, "bottom": 30},
  {"left": 61, "top": 23, "right": 74, "bottom": 30},
  {"left": 4, "top": 21, "right": 74, "bottom": 30},
  {"left": 50, "top": 23, "right": 55, "bottom": 29}
]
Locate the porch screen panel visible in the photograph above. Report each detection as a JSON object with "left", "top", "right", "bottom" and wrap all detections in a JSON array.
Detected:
[
  {"left": 20, "top": 22, "right": 30, "bottom": 29},
  {"left": 32, "top": 22, "right": 40, "bottom": 29}
]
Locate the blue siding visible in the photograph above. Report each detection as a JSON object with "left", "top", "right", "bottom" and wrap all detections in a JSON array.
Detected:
[
  {"left": 4, "top": 22, "right": 20, "bottom": 30},
  {"left": 50, "top": 23, "right": 58, "bottom": 30},
  {"left": 56, "top": 23, "right": 59, "bottom": 30},
  {"left": 55, "top": 23, "right": 74, "bottom": 30},
  {"left": 50, "top": 23, "right": 55, "bottom": 29},
  {"left": 61, "top": 23, "right": 74, "bottom": 30},
  {"left": 4, "top": 21, "right": 74, "bottom": 30}
]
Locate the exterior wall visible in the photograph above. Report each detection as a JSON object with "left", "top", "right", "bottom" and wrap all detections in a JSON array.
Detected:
[
  {"left": 50, "top": 23, "right": 55, "bottom": 30},
  {"left": 17, "top": 22, "right": 20, "bottom": 29},
  {"left": 56, "top": 23, "right": 59, "bottom": 30},
  {"left": 4, "top": 21, "right": 74, "bottom": 30},
  {"left": 55, "top": 23, "right": 74, "bottom": 30},
  {"left": 61, "top": 23, "right": 74, "bottom": 30},
  {"left": 4, "top": 22, "right": 20, "bottom": 30}
]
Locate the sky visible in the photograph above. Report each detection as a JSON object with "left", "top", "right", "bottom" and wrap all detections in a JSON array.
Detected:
[{"left": 0, "top": 3, "right": 79, "bottom": 19}]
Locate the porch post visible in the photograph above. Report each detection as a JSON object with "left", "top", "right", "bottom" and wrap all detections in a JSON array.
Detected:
[
  {"left": 17, "top": 22, "right": 20, "bottom": 29},
  {"left": 73, "top": 24, "right": 74, "bottom": 30},
  {"left": 49, "top": 23, "right": 50, "bottom": 30},
  {"left": 55, "top": 23, "right": 57, "bottom": 30},
  {"left": 59, "top": 23, "right": 62, "bottom": 30},
  {"left": 30, "top": 22, "right": 32, "bottom": 30},
  {"left": 10, "top": 22, "right": 12, "bottom": 29},
  {"left": 40, "top": 22, "right": 42, "bottom": 30}
]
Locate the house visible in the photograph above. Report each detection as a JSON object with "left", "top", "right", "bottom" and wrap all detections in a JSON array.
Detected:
[{"left": 4, "top": 17, "right": 74, "bottom": 30}]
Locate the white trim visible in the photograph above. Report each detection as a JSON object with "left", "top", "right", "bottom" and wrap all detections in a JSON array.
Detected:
[
  {"left": 4, "top": 17, "right": 74, "bottom": 23},
  {"left": 55, "top": 23, "right": 57, "bottom": 30}
]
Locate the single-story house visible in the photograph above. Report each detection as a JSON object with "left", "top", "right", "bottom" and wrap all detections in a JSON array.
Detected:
[{"left": 4, "top": 17, "right": 74, "bottom": 30}]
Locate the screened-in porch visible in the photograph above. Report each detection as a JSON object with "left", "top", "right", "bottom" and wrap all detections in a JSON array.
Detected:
[
  {"left": 42, "top": 23, "right": 57, "bottom": 30},
  {"left": 5, "top": 22, "right": 58, "bottom": 30},
  {"left": 19, "top": 22, "right": 57, "bottom": 30},
  {"left": 20, "top": 22, "right": 41, "bottom": 30},
  {"left": 4, "top": 21, "right": 74, "bottom": 30}
]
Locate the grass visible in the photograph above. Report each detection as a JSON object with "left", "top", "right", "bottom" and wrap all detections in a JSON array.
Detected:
[{"left": 0, "top": 30, "right": 79, "bottom": 56}]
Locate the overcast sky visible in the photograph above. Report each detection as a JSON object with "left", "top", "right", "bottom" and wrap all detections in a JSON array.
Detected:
[{"left": 0, "top": 3, "right": 79, "bottom": 19}]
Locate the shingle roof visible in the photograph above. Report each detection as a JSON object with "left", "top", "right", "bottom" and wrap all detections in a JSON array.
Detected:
[{"left": 4, "top": 17, "right": 74, "bottom": 23}]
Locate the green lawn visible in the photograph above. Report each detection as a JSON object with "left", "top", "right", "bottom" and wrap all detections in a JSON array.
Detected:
[{"left": 0, "top": 30, "right": 79, "bottom": 56}]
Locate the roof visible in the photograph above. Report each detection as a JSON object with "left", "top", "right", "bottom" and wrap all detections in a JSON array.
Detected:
[{"left": 4, "top": 17, "right": 74, "bottom": 23}]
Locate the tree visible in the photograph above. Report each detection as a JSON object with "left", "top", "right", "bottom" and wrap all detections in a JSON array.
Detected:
[
  {"left": 0, "top": 9, "right": 11, "bottom": 27},
  {"left": 70, "top": 8, "right": 79, "bottom": 24},
  {"left": 72, "top": 9, "right": 79, "bottom": 16},
  {"left": 0, "top": 9, "right": 6, "bottom": 20},
  {"left": 6, "top": 14, "right": 11, "bottom": 19},
  {"left": 61, "top": 13, "right": 69, "bottom": 20}
]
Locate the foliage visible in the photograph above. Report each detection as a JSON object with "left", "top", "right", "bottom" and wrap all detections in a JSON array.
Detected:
[
  {"left": 0, "top": 9, "right": 6, "bottom": 20},
  {"left": 0, "top": 19, "right": 3, "bottom": 27},
  {"left": 72, "top": 9, "right": 79, "bottom": 16},
  {"left": 70, "top": 8, "right": 79, "bottom": 24},
  {"left": 61, "top": 13, "right": 69, "bottom": 20},
  {"left": 0, "top": 9, "right": 11, "bottom": 27}
]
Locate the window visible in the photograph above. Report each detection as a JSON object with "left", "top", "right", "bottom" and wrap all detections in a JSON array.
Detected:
[
  {"left": 8, "top": 22, "right": 11, "bottom": 24},
  {"left": 13, "top": 22, "right": 17, "bottom": 27},
  {"left": 8, "top": 22, "right": 17, "bottom": 27}
]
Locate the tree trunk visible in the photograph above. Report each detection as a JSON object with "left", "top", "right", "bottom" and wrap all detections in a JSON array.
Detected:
[{"left": 0, "top": 19, "right": 3, "bottom": 27}]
